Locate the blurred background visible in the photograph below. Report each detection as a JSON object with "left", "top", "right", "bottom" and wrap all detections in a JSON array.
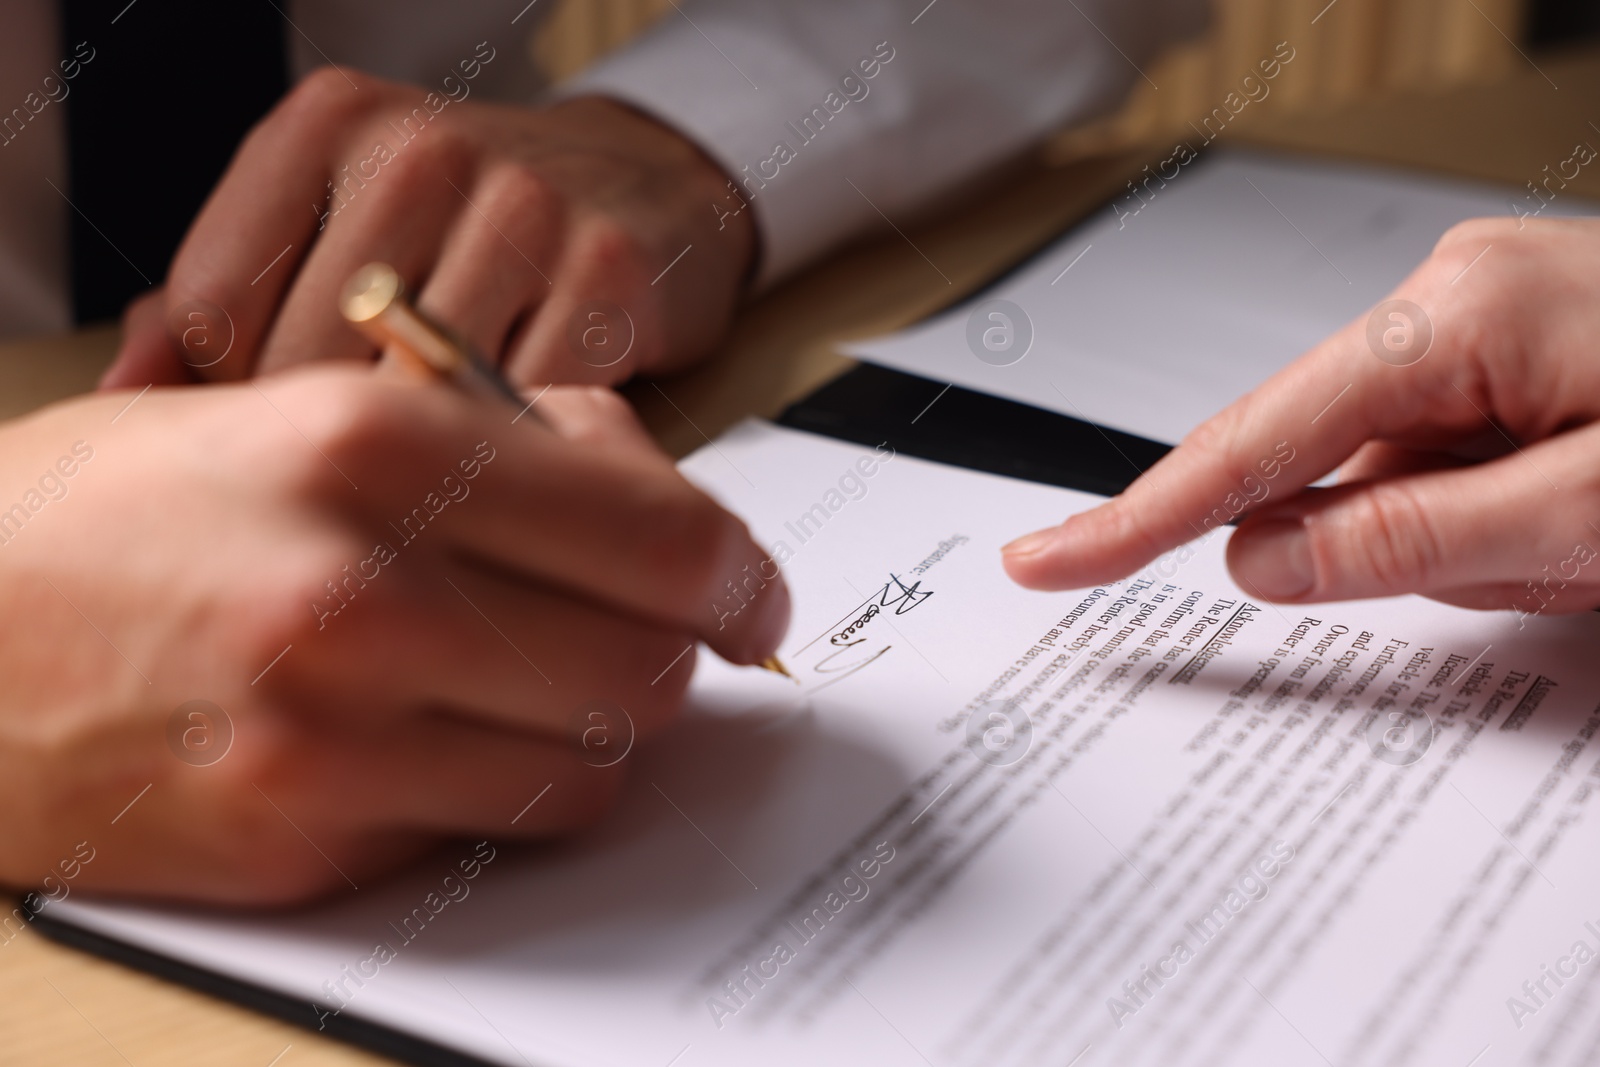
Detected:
[{"left": 530, "top": 0, "right": 1600, "bottom": 157}]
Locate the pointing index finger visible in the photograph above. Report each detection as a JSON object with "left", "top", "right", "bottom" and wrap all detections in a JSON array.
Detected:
[{"left": 1003, "top": 301, "right": 1449, "bottom": 591}]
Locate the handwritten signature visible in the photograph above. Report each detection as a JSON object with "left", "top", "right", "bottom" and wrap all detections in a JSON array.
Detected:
[
  {"left": 831, "top": 604, "right": 880, "bottom": 646},
  {"left": 829, "top": 574, "right": 933, "bottom": 646},
  {"left": 822, "top": 573, "right": 934, "bottom": 660}
]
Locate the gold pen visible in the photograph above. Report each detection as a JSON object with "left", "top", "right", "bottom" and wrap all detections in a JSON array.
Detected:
[
  {"left": 339, "top": 261, "right": 531, "bottom": 412},
  {"left": 337, "top": 262, "right": 795, "bottom": 683},
  {"left": 761, "top": 656, "right": 795, "bottom": 682}
]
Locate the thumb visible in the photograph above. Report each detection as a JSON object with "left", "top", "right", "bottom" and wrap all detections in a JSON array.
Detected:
[{"left": 1226, "top": 429, "right": 1597, "bottom": 605}]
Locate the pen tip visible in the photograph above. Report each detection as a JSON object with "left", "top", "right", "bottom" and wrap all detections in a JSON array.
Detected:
[{"left": 761, "top": 656, "right": 797, "bottom": 682}]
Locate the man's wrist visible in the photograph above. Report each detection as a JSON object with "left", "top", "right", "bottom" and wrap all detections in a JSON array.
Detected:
[{"left": 549, "top": 95, "right": 759, "bottom": 294}]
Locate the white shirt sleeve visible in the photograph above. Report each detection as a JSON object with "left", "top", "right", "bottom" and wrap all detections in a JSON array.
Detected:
[{"left": 566, "top": 0, "right": 1210, "bottom": 287}]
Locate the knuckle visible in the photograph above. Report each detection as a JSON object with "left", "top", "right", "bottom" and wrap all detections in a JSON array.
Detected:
[
  {"left": 207, "top": 736, "right": 365, "bottom": 904},
  {"left": 1414, "top": 222, "right": 1539, "bottom": 359},
  {"left": 1179, "top": 412, "right": 1248, "bottom": 468},
  {"left": 302, "top": 65, "right": 361, "bottom": 100},
  {"left": 229, "top": 541, "right": 363, "bottom": 667},
  {"left": 384, "top": 127, "right": 470, "bottom": 190},
  {"left": 572, "top": 384, "right": 631, "bottom": 418},
  {"left": 1180, "top": 415, "right": 1228, "bottom": 453},
  {"left": 553, "top": 386, "right": 640, "bottom": 442},
  {"left": 1328, "top": 483, "right": 1444, "bottom": 591},
  {"left": 579, "top": 217, "right": 648, "bottom": 281},
  {"left": 1425, "top": 219, "right": 1534, "bottom": 307},
  {"left": 309, "top": 555, "right": 421, "bottom": 654},
  {"left": 206, "top": 711, "right": 292, "bottom": 788},
  {"left": 1097, "top": 498, "right": 1171, "bottom": 565},
  {"left": 266, "top": 439, "right": 338, "bottom": 501},
  {"left": 275, "top": 66, "right": 370, "bottom": 131},
  {"left": 284, "top": 377, "right": 400, "bottom": 473},
  {"left": 119, "top": 289, "right": 164, "bottom": 330},
  {"left": 481, "top": 165, "right": 561, "bottom": 229},
  {"left": 1433, "top": 215, "right": 1518, "bottom": 257}
]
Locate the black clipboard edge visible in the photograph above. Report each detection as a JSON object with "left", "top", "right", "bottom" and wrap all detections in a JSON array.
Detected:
[
  {"left": 778, "top": 363, "right": 1170, "bottom": 498},
  {"left": 29, "top": 908, "right": 503, "bottom": 1067}
]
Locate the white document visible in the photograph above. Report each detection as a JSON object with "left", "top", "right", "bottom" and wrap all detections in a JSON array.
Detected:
[
  {"left": 848, "top": 150, "right": 1598, "bottom": 444},
  {"left": 48, "top": 422, "right": 1600, "bottom": 1067}
]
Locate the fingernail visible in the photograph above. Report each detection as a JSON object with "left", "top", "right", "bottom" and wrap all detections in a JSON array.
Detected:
[
  {"left": 1236, "top": 519, "right": 1314, "bottom": 599},
  {"left": 1003, "top": 526, "right": 1058, "bottom": 559}
]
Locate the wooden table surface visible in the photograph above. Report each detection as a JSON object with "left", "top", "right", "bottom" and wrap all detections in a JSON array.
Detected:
[{"left": 1, "top": 44, "right": 1597, "bottom": 1067}]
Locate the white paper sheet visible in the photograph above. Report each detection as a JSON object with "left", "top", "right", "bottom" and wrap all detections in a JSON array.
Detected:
[
  {"left": 848, "top": 150, "right": 1599, "bottom": 444},
  {"left": 47, "top": 422, "right": 1600, "bottom": 1067}
]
